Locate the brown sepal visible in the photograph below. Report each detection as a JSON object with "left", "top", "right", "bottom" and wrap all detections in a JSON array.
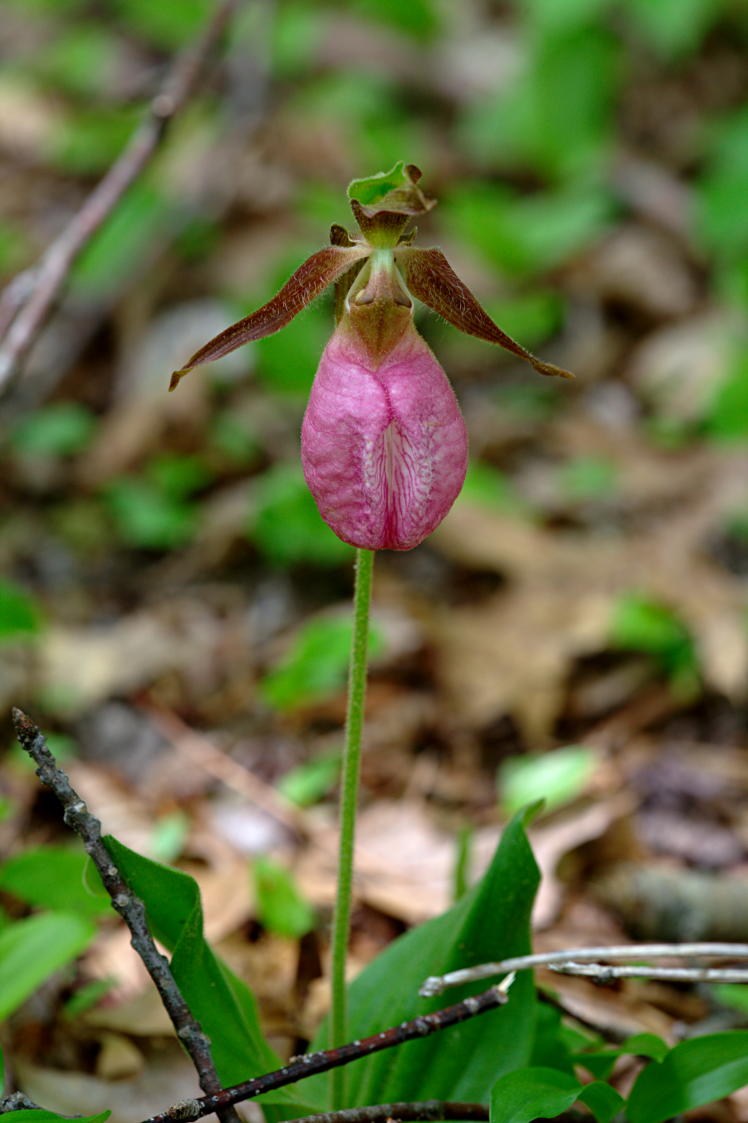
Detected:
[
  {"left": 169, "top": 245, "right": 370, "bottom": 390},
  {"left": 397, "top": 247, "right": 575, "bottom": 380}
]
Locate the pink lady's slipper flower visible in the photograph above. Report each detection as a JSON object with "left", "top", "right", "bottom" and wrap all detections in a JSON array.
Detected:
[{"left": 171, "top": 164, "right": 572, "bottom": 550}]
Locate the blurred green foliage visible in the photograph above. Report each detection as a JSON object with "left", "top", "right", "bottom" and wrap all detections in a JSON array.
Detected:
[
  {"left": 261, "top": 614, "right": 384, "bottom": 711},
  {"left": 610, "top": 592, "right": 700, "bottom": 694},
  {"left": 278, "top": 750, "right": 341, "bottom": 807},
  {"left": 706, "top": 354, "right": 748, "bottom": 442},
  {"left": 0, "top": 912, "right": 96, "bottom": 1022},
  {"left": 0, "top": 581, "right": 44, "bottom": 643},
  {"left": 499, "top": 746, "right": 597, "bottom": 816},
  {"left": 112, "top": 0, "right": 213, "bottom": 49},
  {"left": 443, "top": 184, "right": 613, "bottom": 279},
  {"left": 459, "top": 461, "right": 532, "bottom": 517},
  {"left": 0, "top": 846, "right": 110, "bottom": 919},
  {"left": 559, "top": 455, "right": 618, "bottom": 501},
  {"left": 253, "top": 855, "right": 315, "bottom": 939},
  {"left": 71, "top": 184, "right": 173, "bottom": 297},
  {"left": 104, "top": 455, "right": 212, "bottom": 551},
  {"left": 12, "top": 403, "right": 96, "bottom": 458},
  {"left": 250, "top": 465, "right": 353, "bottom": 568}
]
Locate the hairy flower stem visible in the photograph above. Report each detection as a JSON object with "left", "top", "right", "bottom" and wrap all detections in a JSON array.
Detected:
[{"left": 330, "top": 547, "right": 375, "bottom": 1107}]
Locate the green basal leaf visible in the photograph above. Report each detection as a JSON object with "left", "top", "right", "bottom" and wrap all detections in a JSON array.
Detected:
[
  {"left": 529, "top": 1001, "right": 574, "bottom": 1074},
  {"left": 577, "top": 1081, "right": 625, "bottom": 1123},
  {"left": 103, "top": 836, "right": 309, "bottom": 1108},
  {"left": 627, "top": 1031, "right": 748, "bottom": 1123},
  {"left": 0, "top": 912, "right": 96, "bottom": 1020},
  {"left": 490, "top": 1066, "right": 580, "bottom": 1123},
  {"left": 304, "top": 810, "right": 541, "bottom": 1109}
]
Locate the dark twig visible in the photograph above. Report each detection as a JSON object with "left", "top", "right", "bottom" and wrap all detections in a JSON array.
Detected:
[
  {"left": 11, "top": 709, "right": 241, "bottom": 1123},
  {"left": 272, "top": 1102, "right": 489, "bottom": 1123},
  {"left": 0, "top": 1094, "right": 42, "bottom": 1114},
  {"left": 0, "top": 0, "right": 239, "bottom": 395},
  {"left": 141, "top": 985, "right": 510, "bottom": 1123}
]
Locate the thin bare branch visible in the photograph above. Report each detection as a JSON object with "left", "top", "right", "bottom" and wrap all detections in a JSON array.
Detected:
[
  {"left": 420, "top": 943, "right": 748, "bottom": 996},
  {"left": 0, "top": 0, "right": 239, "bottom": 396},
  {"left": 11, "top": 709, "right": 241, "bottom": 1123}
]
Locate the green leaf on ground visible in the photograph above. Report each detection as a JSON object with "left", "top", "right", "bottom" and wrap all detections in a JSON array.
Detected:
[
  {"left": 251, "top": 464, "right": 353, "bottom": 568},
  {"left": 261, "top": 614, "right": 384, "bottom": 710},
  {"left": 278, "top": 750, "right": 341, "bottom": 806},
  {"left": 0, "top": 846, "right": 110, "bottom": 918},
  {"left": 0, "top": 912, "right": 96, "bottom": 1020},
  {"left": 254, "top": 856, "right": 315, "bottom": 939},
  {"left": 12, "top": 403, "right": 96, "bottom": 457},
  {"left": 499, "top": 746, "right": 596, "bottom": 815}
]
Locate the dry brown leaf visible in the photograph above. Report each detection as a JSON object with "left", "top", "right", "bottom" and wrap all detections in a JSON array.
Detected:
[{"left": 430, "top": 464, "right": 748, "bottom": 740}]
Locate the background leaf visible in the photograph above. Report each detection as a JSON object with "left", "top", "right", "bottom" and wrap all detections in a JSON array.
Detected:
[
  {"left": 0, "top": 846, "right": 110, "bottom": 918},
  {"left": 0, "top": 912, "right": 95, "bottom": 1021}
]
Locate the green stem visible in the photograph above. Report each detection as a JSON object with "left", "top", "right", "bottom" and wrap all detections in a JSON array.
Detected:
[{"left": 330, "top": 547, "right": 375, "bottom": 1108}]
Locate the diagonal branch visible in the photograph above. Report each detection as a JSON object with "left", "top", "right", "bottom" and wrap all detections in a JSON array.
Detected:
[
  {"left": 140, "top": 981, "right": 513, "bottom": 1123},
  {"left": 272, "top": 1102, "right": 489, "bottom": 1123},
  {"left": 0, "top": 0, "right": 239, "bottom": 396},
  {"left": 11, "top": 709, "right": 241, "bottom": 1123}
]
